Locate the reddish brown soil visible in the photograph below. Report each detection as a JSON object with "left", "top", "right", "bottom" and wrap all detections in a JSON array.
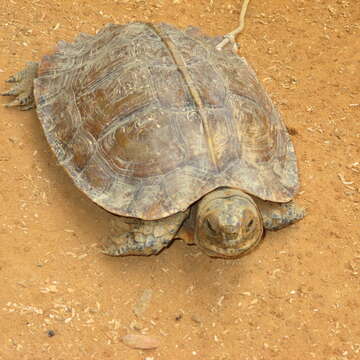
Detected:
[{"left": 0, "top": 1, "right": 359, "bottom": 359}]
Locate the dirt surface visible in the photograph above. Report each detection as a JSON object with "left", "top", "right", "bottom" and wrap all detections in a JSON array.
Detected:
[{"left": 0, "top": 0, "right": 359, "bottom": 359}]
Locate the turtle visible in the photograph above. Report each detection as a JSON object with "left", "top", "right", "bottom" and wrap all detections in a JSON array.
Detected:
[{"left": 2, "top": 22, "right": 304, "bottom": 258}]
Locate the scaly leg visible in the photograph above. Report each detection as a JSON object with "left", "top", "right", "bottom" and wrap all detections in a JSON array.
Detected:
[
  {"left": 254, "top": 198, "right": 305, "bottom": 231},
  {"left": 2, "top": 61, "right": 38, "bottom": 110},
  {"left": 103, "top": 210, "right": 189, "bottom": 256}
]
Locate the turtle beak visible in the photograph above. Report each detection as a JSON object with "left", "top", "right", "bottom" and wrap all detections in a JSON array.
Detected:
[{"left": 218, "top": 214, "right": 242, "bottom": 241}]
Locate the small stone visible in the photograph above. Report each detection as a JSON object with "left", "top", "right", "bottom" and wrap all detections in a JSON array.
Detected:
[
  {"left": 47, "top": 330, "right": 55, "bottom": 337},
  {"left": 287, "top": 126, "right": 298, "bottom": 136},
  {"left": 191, "top": 315, "right": 202, "bottom": 324},
  {"left": 122, "top": 334, "right": 160, "bottom": 350},
  {"left": 133, "top": 289, "right": 153, "bottom": 318}
]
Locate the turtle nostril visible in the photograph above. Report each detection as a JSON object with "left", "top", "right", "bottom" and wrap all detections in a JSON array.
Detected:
[
  {"left": 222, "top": 225, "right": 239, "bottom": 240},
  {"left": 224, "top": 224, "right": 240, "bottom": 234}
]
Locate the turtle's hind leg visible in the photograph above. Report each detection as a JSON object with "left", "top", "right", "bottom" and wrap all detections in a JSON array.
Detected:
[{"left": 2, "top": 61, "right": 38, "bottom": 110}]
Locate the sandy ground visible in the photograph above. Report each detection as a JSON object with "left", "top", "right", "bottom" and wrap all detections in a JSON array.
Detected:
[{"left": 0, "top": 0, "right": 359, "bottom": 359}]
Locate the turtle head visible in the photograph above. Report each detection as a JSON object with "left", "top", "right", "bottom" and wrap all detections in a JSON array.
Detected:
[{"left": 195, "top": 188, "right": 263, "bottom": 258}]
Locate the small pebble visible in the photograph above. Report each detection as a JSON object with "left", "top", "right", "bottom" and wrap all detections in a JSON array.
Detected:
[
  {"left": 191, "top": 315, "right": 202, "bottom": 324},
  {"left": 47, "top": 330, "right": 55, "bottom": 337},
  {"left": 287, "top": 126, "right": 298, "bottom": 136},
  {"left": 122, "top": 334, "right": 160, "bottom": 350},
  {"left": 133, "top": 289, "right": 153, "bottom": 318}
]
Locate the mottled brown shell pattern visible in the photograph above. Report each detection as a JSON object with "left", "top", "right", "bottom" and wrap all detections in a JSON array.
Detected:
[{"left": 34, "top": 22, "right": 299, "bottom": 220}]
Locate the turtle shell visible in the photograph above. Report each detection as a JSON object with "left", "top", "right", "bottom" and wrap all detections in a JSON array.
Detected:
[{"left": 34, "top": 22, "right": 299, "bottom": 220}]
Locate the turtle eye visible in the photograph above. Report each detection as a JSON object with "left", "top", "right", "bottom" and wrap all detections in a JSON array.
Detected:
[
  {"left": 246, "top": 218, "right": 255, "bottom": 232},
  {"left": 206, "top": 219, "right": 217, "bottom": 234}
]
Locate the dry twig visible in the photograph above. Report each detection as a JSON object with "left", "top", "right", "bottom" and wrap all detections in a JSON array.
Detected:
[{"left": 216, "top": 0, "right": 250, "bottom": 53}]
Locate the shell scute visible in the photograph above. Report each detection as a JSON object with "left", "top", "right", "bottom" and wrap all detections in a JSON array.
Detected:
[
  {"left": 187, "top": 62, "right": 226, "bottom": 107},
  {"left": 151, "top": 65, "right": 193, "bottom": 109},
  {"left": 99, "top": 107, "right": 187, "bottom": 177}
]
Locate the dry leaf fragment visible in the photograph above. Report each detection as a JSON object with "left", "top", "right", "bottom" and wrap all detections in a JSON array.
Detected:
[
  {"left": 338, "top": 173, "right": 353, "bottom": 185},
  {"left": 122, "top": 334, "right": 160, "bottom": 350},
  {"left": 133, "top": 289, "right": 152, "bottom": 317}
]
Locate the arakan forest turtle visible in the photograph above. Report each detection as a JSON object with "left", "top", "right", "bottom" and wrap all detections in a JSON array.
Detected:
[{"left": 2, "top": 22, "right": 304, "bottom": 258}]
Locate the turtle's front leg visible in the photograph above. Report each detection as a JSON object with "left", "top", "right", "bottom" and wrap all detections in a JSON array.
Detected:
[
  {"left": 2, "top": 61, "right": 38, "bottom": 110},
  {"left": 254, "top": 198, "right": 305, "bottom": 231},
  {"left": 103, "top": 210, "right": 189, "bottom": 256}
]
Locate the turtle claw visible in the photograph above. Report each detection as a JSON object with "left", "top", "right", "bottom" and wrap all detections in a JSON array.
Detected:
[
  {"left": 5, "top": 72, "right": 21, "bottom": 83},
  {"left": 5, "top": 76, "right": 16, "bottom": 83},
  {"left": 2, "top": 83, "right": 22, "bottom": 96},
  {"left": 4, "top": 61, "right": 38, "bottom": 83},
  {"left": 2, "top": 62, "right": 38, "bottom": 110},
  {"left": 2, "top": 89, "right": 17, "bottom": 96},
  {"left": 5, "top": 71, "right": 23, "bottom": 84},
  {"left": 19, "top": 103, "right": 35, "bottom": 111},
  {"left": 3, "top": 91, "right": 35, "bottom": 110},
  {"left": 102, "top": 241, "right": 154, "bottom": 257},
  {"left": 3, "top": 98, "right": 21, "bottom": 108},
  {"left": 101, "top": 245, "right": 119, "bottom": 256}
]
